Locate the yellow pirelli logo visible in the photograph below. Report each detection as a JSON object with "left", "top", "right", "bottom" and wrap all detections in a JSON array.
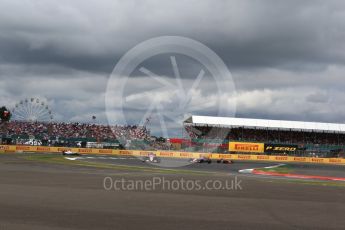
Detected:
[{"left": 229, "top": 142, "right": 264, "bottom": 153}]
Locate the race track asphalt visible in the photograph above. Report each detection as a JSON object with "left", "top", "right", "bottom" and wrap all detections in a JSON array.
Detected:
[
  {"left": 73, "top": 154, "right": 277, "bottom": 173},
  {"left": 73, "top": 154, "right": 345, "bottom": 177},
  {"left": 0, "top": 153, "right": 344, "bottom": 230}
]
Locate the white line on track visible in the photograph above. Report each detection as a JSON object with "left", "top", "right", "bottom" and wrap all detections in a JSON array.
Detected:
[
  {"left": 65, "top": 156, "right": 139, "bottom": 161},
  {"left": 238, "top": 164, "right": 285, "bottom": 174}
]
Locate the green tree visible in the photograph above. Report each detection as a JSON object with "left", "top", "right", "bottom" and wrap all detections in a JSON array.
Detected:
[{"left": 0, "top": 106, "right": 11, "bottom": 122}]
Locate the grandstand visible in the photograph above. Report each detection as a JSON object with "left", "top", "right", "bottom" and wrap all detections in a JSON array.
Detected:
[
  {"left": 0, "top": 121, "right": 151, "bottom": 149},
  {"left": 1, "top": 116, "right": 345, "bottom": 157},
  {"left": 183, "top": 115, "right": 345, "bottom": 157}
]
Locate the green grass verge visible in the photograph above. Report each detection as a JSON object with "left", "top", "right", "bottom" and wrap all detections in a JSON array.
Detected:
[{"left": 256, "top": 164, "right": 345, "bottom": 187}]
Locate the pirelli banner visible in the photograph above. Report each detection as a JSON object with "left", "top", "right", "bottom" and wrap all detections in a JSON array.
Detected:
[
  {"left": 264, "top": 143, "right": 298, "bottom": 153},
  {"left": 229, "top": 142, "right": 265, "bottom": 153}
]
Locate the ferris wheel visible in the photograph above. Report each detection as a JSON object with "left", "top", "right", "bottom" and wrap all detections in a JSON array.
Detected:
[{"left": 12, "top": 98, "right": 54, "bottom": 122}]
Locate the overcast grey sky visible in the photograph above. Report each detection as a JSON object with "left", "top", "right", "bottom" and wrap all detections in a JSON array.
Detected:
[{"left": 1, "top": 0, "right": 345, "bottom": 136}]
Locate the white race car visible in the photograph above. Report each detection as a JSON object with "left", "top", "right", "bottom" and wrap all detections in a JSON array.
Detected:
[
  {"left": 142, "top": 153, "right": 161, "bottom": 163},
  {"left": 190, "top": 156, "right": 212, "bottom": 164},
  {"left": 62, "top": 150, "right": 80, "bottom": 156}
]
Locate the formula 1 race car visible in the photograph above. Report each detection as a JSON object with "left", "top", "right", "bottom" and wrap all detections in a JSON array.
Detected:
[
  {"left": 142, "top": 153, "right": 161, "bottom": 163},
  {"left": 189, "top": 156, "right": 212, "bottom": 164},
  {"left": 62, "top": 150, "right": 80, "bottom": 156},
  {"left": 216, "top": 159, "right": 234, "bottom": 164},
  {"left": 190, "top": 156, "right": 234, "bottom": 164}
]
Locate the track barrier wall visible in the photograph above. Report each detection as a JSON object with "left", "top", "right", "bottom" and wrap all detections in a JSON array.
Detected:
[{"left": 1, "top": 144, "right": 345, "bottom": 165}]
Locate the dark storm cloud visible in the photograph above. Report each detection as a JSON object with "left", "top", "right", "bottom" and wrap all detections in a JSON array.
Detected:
[
  {"left": 1, "top": 0, "right": 345, "bottom": 134},
  {"left": 1, "top": 0, "right": 345, "bottom": 73},
  {"left": 0, "top": 32, "right": 118, "bottom": 73}
]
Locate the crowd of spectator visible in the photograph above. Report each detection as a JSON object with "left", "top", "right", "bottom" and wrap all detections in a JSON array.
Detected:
[
  {"left": 2, "top": 121, "right": 151, "bottom": 141},
  {"left": 3, "top": 121, "right": 345, "bottom": 154},
  {"left": 0, "top": 121, "right": 178, "bottom": 150}
]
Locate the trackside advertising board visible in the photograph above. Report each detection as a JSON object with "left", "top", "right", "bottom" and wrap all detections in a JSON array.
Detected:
[
  {"left": 264, "top": 143, "right": 298, "bottom": 153},
  {"left": 229, "top": 142, "right": 264, "bottom": 153},
  {"left": 1, "top": 145, "right": 345, "bottom": 165}
]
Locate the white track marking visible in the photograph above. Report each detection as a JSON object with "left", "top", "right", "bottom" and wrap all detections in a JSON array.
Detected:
[
  {"left": 66, "top": 156, "right": 139, "bottom": 161},
  {"left": 264, "top": 164, "right": 286, "bottom": 169},
  {"left": 65, "top": 157, "right": 82, "bottom": 161},
  {"left": 238, "top": 168, "right": 254, "bottom": 174},
  {"left": 238, "top": 164, "right": 285, "bottom": 174}
]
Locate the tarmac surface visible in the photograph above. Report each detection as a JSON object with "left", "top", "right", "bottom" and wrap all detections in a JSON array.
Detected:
[
  {"left": 0, "top": 153, "right": 345, "bottom": 230},
  {"left": 71, "top": 154, "right": 345, "bottom": 177},
  {"left": 73, "top": 154, "right": 276, "bottom": 173}
]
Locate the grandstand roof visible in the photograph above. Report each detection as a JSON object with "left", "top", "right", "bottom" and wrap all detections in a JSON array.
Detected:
[{"left": 184, "top": 115, "right": 345, "bottom": 133}]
